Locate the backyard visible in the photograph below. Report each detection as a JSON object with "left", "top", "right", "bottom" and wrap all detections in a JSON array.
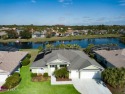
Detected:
[{"left": 0, "top": 49, "right": 79, "bottom": 94}]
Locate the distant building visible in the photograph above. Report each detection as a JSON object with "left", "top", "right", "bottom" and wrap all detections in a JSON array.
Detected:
[
  {"left": 0, "top": 31, "right": 8, "bottom": 39},
  {"left": 32, "top": 30, "right": 46, "bottom": 38},
  {"left": 94, "top": 49, "right": 125, "bottom": 68},
  {"left": 16, "top": 29, "right": 23, "bottom": 35},
  {"left": 80, "top": 30, "right": 88, "bottom": 35}
]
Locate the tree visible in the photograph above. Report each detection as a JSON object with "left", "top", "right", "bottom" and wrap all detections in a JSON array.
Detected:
[
  {"left": 38, "top": 46, "right": 43, "bottom": 53},
  {"left": 102, "top": 68, "right": 125, "bottom": 88},
  {"left": 46, "top": 44, "right": 54, "bottom": 49},
  {"left": 84, "top": 44, "right": 94, "bottom": 54},
  {"left": 20, "top": 30, "right": 31, "bottom": 39},
  {"left": 7, "top": 30, "right": 18, "bottom": 39}
]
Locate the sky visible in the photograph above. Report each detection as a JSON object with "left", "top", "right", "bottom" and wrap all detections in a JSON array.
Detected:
[{"left": 0, "top": 0, "right": 125, "bottom": 25}]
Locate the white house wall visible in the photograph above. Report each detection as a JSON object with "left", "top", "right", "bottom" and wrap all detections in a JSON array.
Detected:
[
  {"left": 31, "top": 67, "right": 48, "bottom": 75},
  {"left": 0, "top": 74, "right": 8, "bottom": 82},
  {"left": 69, "top": 70, "right": 79, "bottom": 79}
]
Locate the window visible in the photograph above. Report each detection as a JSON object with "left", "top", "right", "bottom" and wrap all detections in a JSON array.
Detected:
[
  {"left": 60, "top": 65, "right": 67, "bottom": 67},
  {"left": 50, "top": 65, "right": 55, "bottom": 68}
]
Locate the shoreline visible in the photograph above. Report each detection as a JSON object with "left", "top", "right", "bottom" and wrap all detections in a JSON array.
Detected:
[{"left": 0, "top": 34, "right": 120, "bottom": 43}]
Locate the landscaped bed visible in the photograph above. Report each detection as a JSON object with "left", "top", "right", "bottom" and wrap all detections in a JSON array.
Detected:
[
  {"left": 56, "top": 78, "right": 72, "bottom": 81},
  {"left": 53, "top": 67, "right": 71, "bottom": 81},
  {"left": 106, "top": 84, "right": 125, "bottom": 94},
  {"left": 31, "top": 73, "right": 50, "bottom": 82}
]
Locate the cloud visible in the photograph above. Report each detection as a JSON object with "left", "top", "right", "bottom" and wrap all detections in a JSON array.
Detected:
[
  {"left": 31, "top": 0, "right": 36, "bottom": 3},
  {"left": 58, "top": 0, "right": 73, "bottom": 7}
]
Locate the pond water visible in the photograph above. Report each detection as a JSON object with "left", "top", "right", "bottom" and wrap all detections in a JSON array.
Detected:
[{"left": 0, "top": 38, "right": 125, "bottom": 49}]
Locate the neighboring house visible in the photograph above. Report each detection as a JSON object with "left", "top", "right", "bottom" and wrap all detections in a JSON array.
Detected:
[
  {"left": 72, "top": 30, "right": 79, "bottom": 36},
  {"left": 16, "top": 29, "right": 23, "bottom": 35},
  {"left": 119, "top": 29, "right": 125, "bottom": 34},
  {"left": 32, "top": 31, "right": 45, "bottom": 38},
  {"left": 30, "top": 50, "right": 103, "bottom": 79},
  {"left": 80, "top": 30, "right": 88, "bottom": 35},
  {"left": 0, "top": 27, "right": 10, "bottom": 31},
  {"left": 0, "top": 51, "right": 28, "bottom": 83},
  {"left": 94, "top": 49, "right": 125, "bottom": 68},
  {"left": 64, "top": 32, "right": 70, "bottom": 36},
  {"left": 0, "top": 31, "right": 8, "bottom": 39}
]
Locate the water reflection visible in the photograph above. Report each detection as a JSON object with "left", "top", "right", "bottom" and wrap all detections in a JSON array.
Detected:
[{"left": 0, "top": 38, "right": 125, "bottom": 49}]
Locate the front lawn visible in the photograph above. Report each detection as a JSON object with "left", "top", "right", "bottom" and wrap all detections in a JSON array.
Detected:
[{"left": 0, "top": 49, "right": 79, "bottom": 94}]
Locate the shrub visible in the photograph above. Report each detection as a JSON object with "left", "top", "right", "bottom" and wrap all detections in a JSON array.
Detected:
[
  {"left": 26, "top": 53, "right": 31, "bottom": 59},
  {"left": 31, "top": 73, "right": 37, "bottom": 78},
  {"left": 102, "top": 68, "right": 125, "bottom": 88},
  {"left": 43, "top": 73, "right": 48, "bottom": 78},
  {"left": 13, "top": 72, "right": 20, "bottom": 77},
  {"left": 2, "top": 73, "right": 21, "bottom": 89},
  {"left": 54, "top": 68, "right": 69, "bottom": 79},
  {"left": 38, "top": 46, "right": 43, "bottom": 53},
  {"left": 21, "top": 58, "right": 30, "bottom": 66}
]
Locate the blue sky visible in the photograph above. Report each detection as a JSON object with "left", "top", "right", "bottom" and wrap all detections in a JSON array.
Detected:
[{"left": 0, "top": 0, "right": 125, "bottom": 25}]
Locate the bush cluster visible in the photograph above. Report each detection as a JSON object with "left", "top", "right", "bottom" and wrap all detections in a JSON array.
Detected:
[
  {"left": 26, "top": 53, "right": 31, "bottom": 59},
  {"left": 43, "top": 73, "right": 48, "bottom": 78},
  {"left": 1, "top": 73, "right": 21, "bottom": 89},
  {"left": 102, "top": 68, "right": 125, "bottom": 88},
  {"left": 53, "top": 68, "right": 69, "bottom": 79},
  {"left": 31, "top": 73, "right": 37, "bottom": 78},
  {"left": 21, "top": 57, "right": 30, "bottom": 66}
]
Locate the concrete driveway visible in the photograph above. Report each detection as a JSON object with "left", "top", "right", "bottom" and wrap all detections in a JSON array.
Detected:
[{"left": 72, "top": 79, "right": 112, "bottom": 94}]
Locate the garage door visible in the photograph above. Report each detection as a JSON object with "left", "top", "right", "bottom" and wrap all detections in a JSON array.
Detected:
[
  {"left": 80, "top": 71, "right": 101, "bottom": 79},
  {"left": 70, "top": 70, "right": 79, "bottom": 79},
  {"left": 0, "top": 75, "right": 8, "bottom": 82}
]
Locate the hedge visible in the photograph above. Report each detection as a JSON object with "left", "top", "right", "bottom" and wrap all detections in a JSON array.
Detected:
[
  {"left": 1, "top": 73, "right": 21, "bottom": 89},
  {"left": 21, "top": 57, "right": 30, "bottom": 66},
  {"left": 43, "top": 73, "right": 48, "bottom": 78},
  {"left": 31, "top": 73, "right": 37, "bottom": 78},
  {"left": 26, "top": 53, "right": 31, "bottom": 59}
]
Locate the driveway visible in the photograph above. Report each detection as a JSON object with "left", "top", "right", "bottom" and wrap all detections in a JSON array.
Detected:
[{"left": 72, "top": 79, "right": 112, "bottom": 94}]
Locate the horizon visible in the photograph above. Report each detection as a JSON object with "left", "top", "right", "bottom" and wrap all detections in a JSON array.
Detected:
[{"left": 0, "top": 0, "right": 125, "bottom": 25}]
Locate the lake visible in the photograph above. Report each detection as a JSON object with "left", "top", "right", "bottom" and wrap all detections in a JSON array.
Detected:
[{"left": 0, "top": 38, "right": 125, "bottom": 49}]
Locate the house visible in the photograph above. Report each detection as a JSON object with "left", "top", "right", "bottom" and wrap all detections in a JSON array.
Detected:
[
  {"left": 0, "top": 31, "right": 8, "bottom": 39},
  {"left": 80, "top": 30, "right": 88, "bottom": 35},
  {"left": 32, "top": 31, "right": 46, "bottom": 38},
  {"left": 0, "top": 51, "right": 28, "bottom": 83},
  {"left": 30, "top": 50, "right": 103, "bottom": 79},
  {"left": 72, "top": 30, "right": 79, "bottom": 36},
  {"left": 16, "top": 29, "right": 23, "bottom": 35},
  {"left": 94, "top": 49, "right": 125, "bottom": 68}
]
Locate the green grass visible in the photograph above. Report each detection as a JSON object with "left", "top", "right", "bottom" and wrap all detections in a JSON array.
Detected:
[
  {"left": 0, "top": 49, "right": 79, "bottom": 94},
  {"left": 0, "top": 34, "right": 120, "bottom": 43}
]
